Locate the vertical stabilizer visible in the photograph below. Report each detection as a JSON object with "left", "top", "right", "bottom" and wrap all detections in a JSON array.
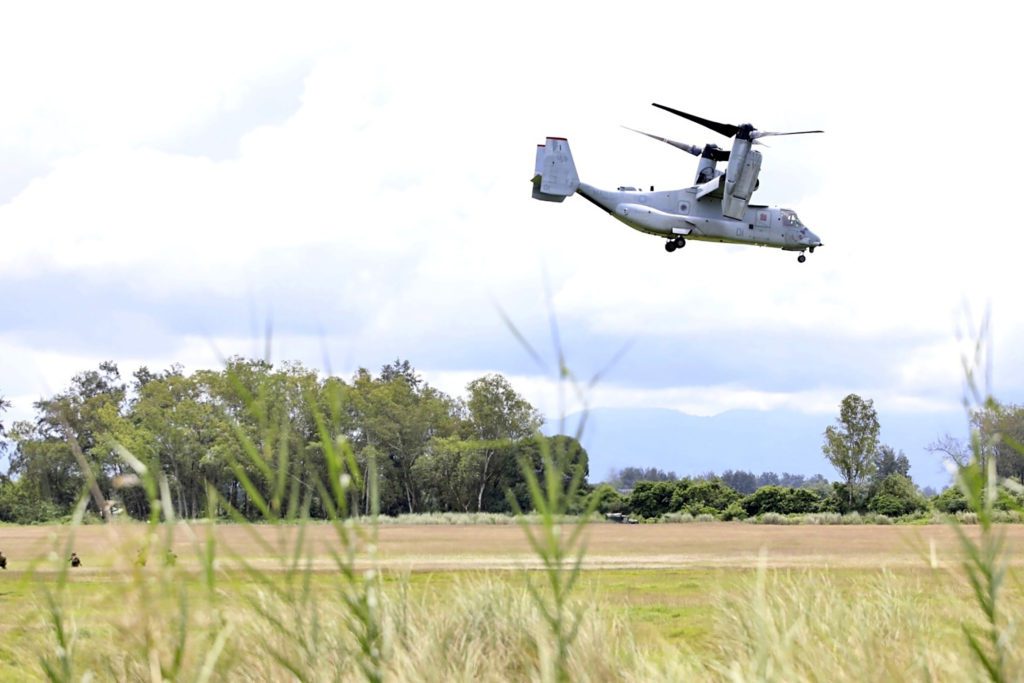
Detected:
[{"left": 531, "top": 137, "right": 580, "bottom": 202}]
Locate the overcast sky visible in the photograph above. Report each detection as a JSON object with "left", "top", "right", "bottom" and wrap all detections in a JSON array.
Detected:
[{"left": 2, "top": 1, "right": 1022, "bottom": 466}]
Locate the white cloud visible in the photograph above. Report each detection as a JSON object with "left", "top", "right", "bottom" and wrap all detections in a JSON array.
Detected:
[{"left": 2, "top": 0, "right": 1024, "bottom": 442}]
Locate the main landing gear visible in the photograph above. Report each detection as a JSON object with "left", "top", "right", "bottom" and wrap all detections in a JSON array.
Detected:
[
  {"left": 797, "top": 254, "right": 807, "bottom": 263},
  {"left": 664, "top": 237, "right": 686, "bottom": 252}
]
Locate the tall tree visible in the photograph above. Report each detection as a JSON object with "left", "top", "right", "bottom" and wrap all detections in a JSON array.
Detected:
[
  {"left": 928, "top": 403, "right": 1024, "bottom": 483},
  {"left": 349, "top": 365, "right": 460, "bottom": 514},
  {"left": 463, "top": 374, "right": 543, "bottom": 511},
  {"left": 872, "top": 445, "right": 910, "bottom": 481},
  {"left": 973, "top": 402, "right": 1024, "bottom": 484},
  {"left": 0, "top": 394, "right": 11, "bottom": 457},
  {"left": 822, "top": 393, "right": 880, "bottom": 509}
]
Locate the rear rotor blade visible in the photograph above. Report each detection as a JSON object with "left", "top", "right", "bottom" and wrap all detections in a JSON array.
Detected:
[
  {"left": 622, "top": 126, "right": 702, "bottom": 156},
  {"left": 751, "top": 129, "right": 824, "bottom": 139},
  {"left": 651, "top": 103, "right": 739, "bottom": 138}
]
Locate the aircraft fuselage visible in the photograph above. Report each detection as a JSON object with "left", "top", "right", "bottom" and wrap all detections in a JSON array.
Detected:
[{"left": 577, "top": 183, "right": 821, "bottom": 252}]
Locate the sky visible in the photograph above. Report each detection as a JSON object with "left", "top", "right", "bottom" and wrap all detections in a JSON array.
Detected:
[{"left": 2, "top": 1, "right": 1023, "bottom": 483}]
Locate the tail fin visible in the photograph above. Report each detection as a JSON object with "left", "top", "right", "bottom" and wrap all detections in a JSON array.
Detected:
[{"left": 531, "top": 137, "right": 579, "bottom": 202}]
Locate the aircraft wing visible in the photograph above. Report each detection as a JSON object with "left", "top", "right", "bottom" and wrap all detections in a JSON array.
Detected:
[{"left": 695, "top": 174, "right": 723, "bottom": 200}]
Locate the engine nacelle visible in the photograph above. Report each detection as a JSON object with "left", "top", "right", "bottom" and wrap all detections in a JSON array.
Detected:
[{"left": 722, "top": 149, "right": 762, "bottom": 220}]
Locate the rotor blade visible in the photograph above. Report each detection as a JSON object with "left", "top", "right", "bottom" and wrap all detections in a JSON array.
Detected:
[
  {"left": 750, "top": 129, "right": 824, "bottom": 139},
  {"left": 651, "top": 103, "right": 739, "bottom": 138},
  {"left": 622, "top": 126, "right": 701, "bottom": 156}
]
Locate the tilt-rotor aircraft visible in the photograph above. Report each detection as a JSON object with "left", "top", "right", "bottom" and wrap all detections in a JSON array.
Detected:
[{"left": 532, "top": 104, "right": 823, "bottom": 263}]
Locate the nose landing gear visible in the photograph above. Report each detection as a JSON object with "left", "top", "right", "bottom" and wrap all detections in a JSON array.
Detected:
[{"left": 664, "top": 237, "right": 686, "bottom": 253}]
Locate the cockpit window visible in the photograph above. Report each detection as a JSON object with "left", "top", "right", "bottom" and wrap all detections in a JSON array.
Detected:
[{"left": 781, "top": 210, "right": 803, "bottom": 227}]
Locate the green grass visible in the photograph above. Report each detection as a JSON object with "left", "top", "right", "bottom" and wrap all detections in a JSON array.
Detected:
[{"left": 3, "top": 555, "right": 1020, "bottom": 681}]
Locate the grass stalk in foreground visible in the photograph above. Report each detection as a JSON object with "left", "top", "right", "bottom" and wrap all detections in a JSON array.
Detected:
[
  {"left": 510, "top": 435, "right": 599, "bottom": 683},
  {"left": 950, "top": 312, "right": 1015, "bottom": 683}
]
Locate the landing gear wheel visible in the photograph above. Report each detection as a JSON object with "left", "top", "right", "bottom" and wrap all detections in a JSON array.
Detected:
[
  {"left": 674, "top": 237, "right": 686, "bottom": 248},
  {"left": 665, "top": 241, "right": 677, "bottom": 252},
  {"left": 797, "top": 254, "right": 807, "bottom": 263}
]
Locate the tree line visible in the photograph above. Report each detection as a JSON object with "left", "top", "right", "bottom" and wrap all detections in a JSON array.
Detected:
[
  {"left": 594, "top": 394, "right": 1024, "bottom": 520},
  {"left": 0, "top": 359, "right": 587, "bottom": 523},
  {"left": 606, "top": 467, "right": 833, "bottom": 495},
  {"left": 4, "top": 371, "right": 1022, "bottom": 524}
]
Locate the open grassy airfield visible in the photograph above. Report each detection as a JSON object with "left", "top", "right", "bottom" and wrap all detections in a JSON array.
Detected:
[{"left": 1, "top": 521, "right": 1022, "bottom": 680}]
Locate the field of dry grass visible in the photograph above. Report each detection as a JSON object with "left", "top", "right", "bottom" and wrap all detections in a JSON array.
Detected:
[
  {"left": 2, "top": 520, "right": 1023, "bottom": 680},
  {"left": 3, "top": 520, "right": 1023, "bottom": 573}
]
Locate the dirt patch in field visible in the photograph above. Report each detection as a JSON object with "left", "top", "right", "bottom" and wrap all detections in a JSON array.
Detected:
[{"left": 2, "top": 522, "right": 1018, "bottom": 574}]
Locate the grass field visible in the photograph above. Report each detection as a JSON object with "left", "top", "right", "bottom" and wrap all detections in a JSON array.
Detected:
[
  {"left": 1, "top": 520, "right": 1021, "bottom": 681},
  {"left": 3, "top": 521, "right": 1023, "bottom": 572}
]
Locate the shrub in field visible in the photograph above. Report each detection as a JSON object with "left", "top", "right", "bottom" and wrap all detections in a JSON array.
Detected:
[
  {"left": 720, "top": 501, "right": 747, "bottom": 521},
  {"left": 934, "top": 485, "right": 969, "bottom": 513},
  {"left": 659, "top": 511, "right": 695, "bottom": 523},
  {"left": 588, "top": 483, "right": 626, "bottom": 514},
  {"left": 753, "top": 512, "right": 797, "bottom": 525},
  {"left": 867, "top": 474, "right": 928, "bottom": 517},
  {"left": 741, "top": 485, "right": 822, "bottom": 516},
  {"left": 670, "top": 479, "right": 739, "bottom": 514},
  {"left": 802, "top": 512, "right": 842, "bottom": 525},
  {"left": 627, "top": 480, "right": 677, "bottom": 518}
]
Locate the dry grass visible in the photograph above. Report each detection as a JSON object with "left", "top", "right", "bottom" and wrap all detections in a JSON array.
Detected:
[
  {"left": 4, "top": 521, "right": 1023, "bottom": 574},
  {"left": 3, "top": 521, "right": 1023, "bottom": 681}
]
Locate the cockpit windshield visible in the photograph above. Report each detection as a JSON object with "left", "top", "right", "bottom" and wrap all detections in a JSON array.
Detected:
[{"left": 781, "top": 209, "right": 803, "bottom": 227}]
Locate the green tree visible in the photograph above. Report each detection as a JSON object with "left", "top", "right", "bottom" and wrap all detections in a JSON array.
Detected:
[
  {"left": 628, "top": 480, "right": 676, "bottom": 518},
  {"left": 933, "top": 485, "right": 969, "bottom": 514},
  {"left": 6, "top": 362, "right": 126, "bottom": 519},
  {"left": 413, "top": 437, "right": 488, "bottom": 512},
  {"left": 671, "top": 479, "right": 739, "bottom": 514},
  {"left": 973, "top": 403, "right": 1024, "bottom": 484},
  {"left": 510, "top": 436, "right": 589, "bottom": 514},
  {"left": 822, "top": 394, "right": 880, "bottom": 510},
  {"left": 588, "top": 483, "right": 625, "bottom": 513},
  {"left": 463, "top": 374, "right": 542, "bottom": 511},
  {"left": 0, "top": 393, "right": 11, "bottom": 452},
  {"left": 867, "top": 473, "right": 927, "bottom": 517},
  {"left": 873, "top": 445, "right": 910, "bottom": 480},
  {"left": 348, "top": 363, "right": 460, "bottom": 515}
]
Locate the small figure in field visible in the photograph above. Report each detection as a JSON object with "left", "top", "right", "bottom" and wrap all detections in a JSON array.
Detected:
[
  {"left": 70, "top": 553, "right": 81, "bottom": 568},
  {"left": 164, "top": 549, "right": 177, "bottom": 567},
  {"left": 0, "top": 550, "right": 7, "bottom": 569}
]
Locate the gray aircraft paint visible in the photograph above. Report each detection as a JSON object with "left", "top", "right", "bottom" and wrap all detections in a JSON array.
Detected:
[{"left": 531, "top": 123, "right": 822, "bottom": 261}]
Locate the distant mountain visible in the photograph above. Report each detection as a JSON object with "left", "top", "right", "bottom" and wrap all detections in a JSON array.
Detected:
[{"left": 545, "top": 407, "right": 964, "bottom": 490}]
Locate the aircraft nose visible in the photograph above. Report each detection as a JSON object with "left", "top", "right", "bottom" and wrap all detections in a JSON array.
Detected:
[{"left": 805, "top": 230, "right": 822, "bottom": 247}]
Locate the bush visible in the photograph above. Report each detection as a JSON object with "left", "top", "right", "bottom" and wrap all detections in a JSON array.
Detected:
[
  {"left": 672, "top": 479, "right": 740, "bottom": 513},
  {"left": 742, "top": 486, "right": 788, "bottom": 516},
  {"left": 742, "top": 486, "right": 823, "bottom": 516},
  {"left": 588, "top": 484, "right": 626, "bottom": 514},
  {"left": 628, "top": 481, "right": 678, "bottom": 518},
  {"left": 867, "top": 474, "right": 927, "bottom": 517},
  {"left": 933, "top": 486, "right": 969, "bottom": 514},
  {"left": 660, "top": 512, "right": 695, "bottom": 523},
  {"left": 0, "top": 480, "right": 64, "bottom": 524},
  {"left": 721, "top": 501, "right": 748, "bottom": 521},
  {"left": 755, "top": 512, "right": 797, "bottom": 525},
  {"left": 803, "top": 512, "right": 842, "bottom": 525}
]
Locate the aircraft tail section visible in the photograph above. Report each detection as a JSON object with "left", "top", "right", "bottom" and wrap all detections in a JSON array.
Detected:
[{"left": 532, "top": 137, "right": 579, "bottom": 202}]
